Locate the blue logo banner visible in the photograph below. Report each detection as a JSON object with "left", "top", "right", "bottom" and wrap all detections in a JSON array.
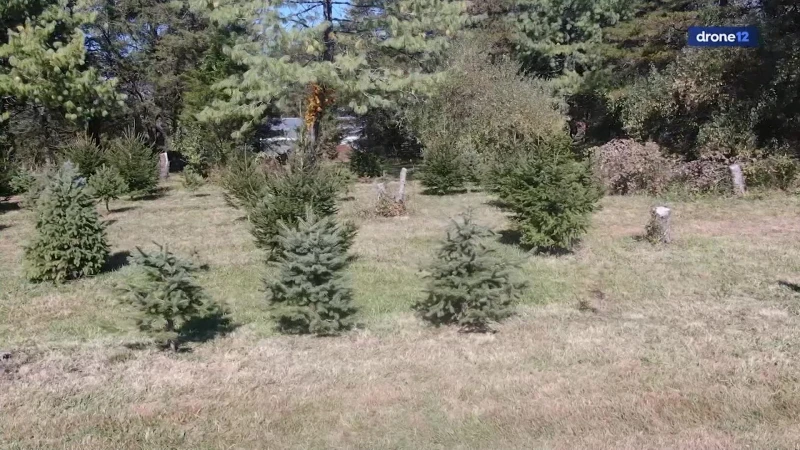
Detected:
[{"left": 688, "top": 26, "right": 760, "bottom": 48}]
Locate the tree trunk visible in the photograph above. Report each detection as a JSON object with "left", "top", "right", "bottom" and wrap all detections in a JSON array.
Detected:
[
  {"left": 395, "top": 168, "right": 407, "bottom": 203},
  {"left": 645, "top": 206, "right": 672, "bottom": 244},
  {"left": 729, "top": 164, "right": 745, "bottom": 196}
]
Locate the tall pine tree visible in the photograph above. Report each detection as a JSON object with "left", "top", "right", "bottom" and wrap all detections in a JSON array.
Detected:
[{"left": 189, "top": 0, "right": 468, "bottom": 139}]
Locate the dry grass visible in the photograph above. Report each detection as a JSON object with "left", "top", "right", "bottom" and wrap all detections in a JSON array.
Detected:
[{"left": 2, "top": 178, "right": 800, "bottom": 449}]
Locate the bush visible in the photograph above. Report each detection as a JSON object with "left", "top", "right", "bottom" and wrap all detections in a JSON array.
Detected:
[
  {"left": 63, "top": 134, "right": 105, "bottom": 178},
  {"left": 120, "top": 244, "right": 228, "bottom": 351},
  {"left": 220, "top": 148, "right": 268, "bottom": 211},
  {"left": 493, "top": 149, "right": 602, "bottom": 251},
  {"left": 172, "top": 122, "right": 230, "bottom": 177},
  {"left": 591, "top": 139, "right": 676, "bottom": 195},
  {"left": 413, "top": 212, "right": 524, "bottom": 332},
  {"left": 89, "top": 164, "right": 128, "bottom": 211},
  {"left": 106, "top": 129, "right": 159, "bottom": 196},
  {"left": 744, "top": 154, "right": 799, "bottom": 191},
  {"left": 267, "top": 208, "right": 357, "bottom": 335},
  {"left": 25, "top": 162, "right": 109, "bottom": 282},
  {"left": 673, "top": 159, "right": 731, "bottom": 195},
  {"left": 404, "top": 39, "right": 567, "bottom": 188},
  {"left": 420, "top": 144, "right": 466, "bottom": 195},
  {"left": 349, "top": 149, "right": 383, "bottom": 178},
  {"left": 250, "top": 152, "right": 343, "bottom": 254}
]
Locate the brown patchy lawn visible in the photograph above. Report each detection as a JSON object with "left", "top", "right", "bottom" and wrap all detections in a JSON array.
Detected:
[{"left": 2, "top": 178, "right": 800, "bottom": 449}]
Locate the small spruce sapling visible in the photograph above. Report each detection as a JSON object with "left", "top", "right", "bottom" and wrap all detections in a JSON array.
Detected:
[
  {"left": 25, "top": 162, "right": 110, "bottom": 282},
  {"left": 120, "top": 244, "right": 227, "bottom": 351},
  {"left": 267, "top": 208, "right": 357, "bottom": 335},
  {"left": 89, "top": 165, "right": 129, "bottom": 212},
  {"left": 413, "top": 212, "right": 525, "bottom": 332}
]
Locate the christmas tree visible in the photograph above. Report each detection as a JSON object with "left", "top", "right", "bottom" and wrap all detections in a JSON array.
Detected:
[
  {"left": 120, "top": 244, "right": 227, "bottom": 351},
  {"left": 88, "top": 164, "right": 128, "bottom": 212},
  {"left": 414, "top": 212, "right": 525, "bottom": 332},
  {"left": 267, "top": 208, "right": 357, "bottom": 335},
  {"left": 25, "top": 161, "right": 109, "bottom": 282}
]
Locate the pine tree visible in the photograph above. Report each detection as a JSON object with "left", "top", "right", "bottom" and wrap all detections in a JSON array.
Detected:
[
  {"left": 120, "top": 243, "right": 227, "bottom": 351},
  {"left": 88, "top": 164, "right": 128, "bottom": 212},
  {"left": 267, "top": 208, "right": 357, "bottom": 335},
  {"left": 25, "top": 161, "right": 109, "bottom": 282},
  {"left": 190, "top": 0, "right": 469, "bottom": 138},
  {"left": 0, "top": 0, "right": 123, "bottom": 126},
  {"left": 413, "top": 212, "right": 524, "bottom": 332}
]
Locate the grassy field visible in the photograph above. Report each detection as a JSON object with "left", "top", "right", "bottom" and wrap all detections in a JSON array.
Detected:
[{"left": 2, "top": 178, "right": 800, "bottom": 449}]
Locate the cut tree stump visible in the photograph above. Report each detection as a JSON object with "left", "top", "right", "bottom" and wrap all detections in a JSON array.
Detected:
[
  {"left": 395, "top": 168, "right": 407, "bottom": 203},
  {"left": 729, "top": 164, "right": 745, "bottom": 196},
  {"left": 645, "top": 206, "right": 672, "bottom": 244},
  {"left": 159, "top": 152, "right": 170, "bottom": 180}
]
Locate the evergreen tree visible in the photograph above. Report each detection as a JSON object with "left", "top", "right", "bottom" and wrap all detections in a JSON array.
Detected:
[
  {"left": 89, "top": 164, "right": 128, "bottom": 212},
  {"left": 0, "top": 0, "right": 123, "bottom": 127},
  {"left": 106, "top": 129, "right": 159, "bottom": 196},
  {"left": 120, "top": 243, "right": 227, "bottom": 351},
  {"left": 413, "top": 212, "right": 524, "bottom": 332},
  {"left": 267, "top": 208, "right": 357, "bottom": 335},
  {"left": 190, "top": 0, "right": 469, "bottom": 139},
  {"left": 492, "top": 149, "right": 602, "bottom": 252},
  {"left": 250, "top": 149, "right": 342, "bottom": 254},
  {"left": 25, "top": 161, "right": 109, "bottom": 282}
]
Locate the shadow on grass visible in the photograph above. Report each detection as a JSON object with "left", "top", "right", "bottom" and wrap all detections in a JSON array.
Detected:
[
  {"left": 485, "top": 198, "right": 511, "bottom": 209},
  {"left": 0, "top": 200, "right": 21, "bottom": 213},
  {"left": 135, "top": 186, "right": 170, "bottom": 201},
  {"left": 180, "top": 312, "right": 238, "bottom": 344},
  {"left": 420, "top": 188, "right": 468, "bottom": 196},
  {"left": 778, "top": 280, "right": 800, "bottom": 294},
  {"left": 193, "top": 193, "right": 211, "bottom": 198},
  {"left": 0, "top": 224, "right": 8, "bottom": 232},
  {"left": 496, "top": 229, "right": 573, "bottom": 256},
  {"left": 111, "top": 206, "right": 138, "bottom": 214},
  {"left": 103, "top": 250, "right": 132, "bottom": 273}
]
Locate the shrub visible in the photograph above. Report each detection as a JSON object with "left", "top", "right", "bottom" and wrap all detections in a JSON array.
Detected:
[
  {"left": 349, "top": 149, "right": 383, "bottom": 178},
  {"left": 106, "top": 129, "right": 159, "bottom": 196},
  {"left": 9, "top": 168, "right": 46, "bottom": 208},
  {"left": 89, "top": 164, "right": 128, "bottom": 211},
  {"left": 25, "top": 162, "right": 109, "bottom": 282},
  {"left": 419, "top": 144, "right": 466, "bottom": 195},
  {"left": 413, "top": 212, "right": 524, "bottom": 332},
  {"left": 591, "top": 139, "right": 676, "bottom": 195},
  {"left": 220, "top": 148, "right": 267, "bottom": 211},
  {"left": 120, "top": 244, "right": 228, "bottom": 351},
  {"left": 405, "top": 39, "right": 567, "bottom": 187},
  {"left": 267, "top": 208, "right": 357, "bottom": 335},
  {"left": 172, "top": 122, "right": 230, "bottom": 177},
  {"left": 182, "top": 167, "right": 205, "bottom": 191},
  {"left": 63, "top": 134, "right": 105, "bottom": 178},
  {"left": 673, "top": 159, "right": 731, "bottom": 195},
  {"left": 744, "top": 154, "right": 799, "bottom": 191},
  {"left": 493, "top": 150, "right": 602, "bottom": 251},
  {"left": 250, "top": 153, "right": 342, "bottom": 254}
]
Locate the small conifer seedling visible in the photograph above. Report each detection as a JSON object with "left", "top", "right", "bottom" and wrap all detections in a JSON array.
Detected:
[{"left": 89, "top": 164, "right": 129, "bottom": 211}]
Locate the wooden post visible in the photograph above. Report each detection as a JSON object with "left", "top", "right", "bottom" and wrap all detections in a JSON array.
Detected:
[
  {"left": 729, "top": 164, "right": 745, "bottom": 196},
  {"left": 645, "top": 206, "right": 672, "bottom": 244},
  {"left": 395, "top": 168, "right": 407, "bottom": 203},
  {"left": 159, "top": 151, "right": 170, "bottom": 180}
]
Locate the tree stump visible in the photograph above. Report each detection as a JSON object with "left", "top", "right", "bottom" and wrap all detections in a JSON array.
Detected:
[
  {"left": 729, "top": 164, "right": 745, "bottom": 196},
  {"left": 159, "top": 151, "right": 170, "bottom": 180},
  {"left": 645, "top": 206, "right": 671, "bottom": 244},
  {"left": 395, "top": 167, "right": 407, "bottom": 203}
]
